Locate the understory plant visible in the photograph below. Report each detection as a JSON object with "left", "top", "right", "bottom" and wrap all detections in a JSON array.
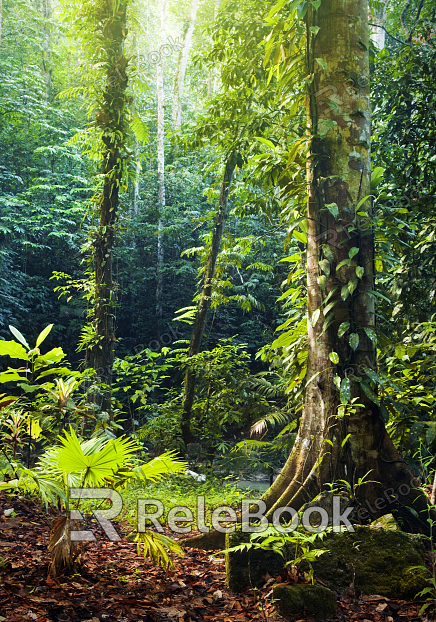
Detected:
[{"left": 1, "top": 426, "right": 187, "bottom": 575}]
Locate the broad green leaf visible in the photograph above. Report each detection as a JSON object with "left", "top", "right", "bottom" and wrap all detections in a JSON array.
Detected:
[
  {"left": 0, "top": 341, "right": 29, "bottom": 361},
  {"left": 395, "top": 344, "right": 406, "bottom": 359},
  {"left": 319, "top": 259, "right": 330, "bottom": 276},
  {"left": 315, "top": 57, "right": 327, "bottom": 71},
  {"left": 329, "top": 352, "right": 339, "bottom": 364},
  {"left": 134, "top": 451, "right": 188, "bottom": 483},
  {"left": 317, "top": 275, "right": 327, "bottom": 290},
  {"left": 341, "top": 285, "right": 350, "bottom": 301},
  {"left": 255, "top": 137, "right": 276, "bottom": 150},
  {"left": 356, "top": 266, "right": 364, "bottom": 279},
  {"left": 348, "top": 247, "right": 359, "bottom": 259},
  {"left": 361, "top": 381, "right": 380, "bottom": 406},
  {"left": 325, "top": 202, "right": 338, "bottom": 218},
  {"left": 36, "top": 324, "right": 54, "bottom": 348},
  {"left": 349, "top": 333, "right": 359, "bottom": 351},
  {"left": 322, "top": 244, "right": 334, "bottom": 263},
  {"left": 8, "top": 326, "right": 30, "bottom": 350},
  {"left": 348, "top": 278, "right": 358, "bottom": 294},
  {"left": 355, "top": 195, "right": 374, "bottom": 211},
  {"left": 340, "top": 377, "right": 351, "bottom": 404},
  {"left": 338, "top": 322, "right": 350, "bottom": 337},
  {"left": 375, "top": 259, "right": 383, "bottom": 272},
  {"left": 35, "top": 348, "right": 66, "bottom": 366},
  {"left": 371, "top": 166, "right": 385, "bottom": 188},
  {"left": 334, "top": 375, "right": 341, "bottom": 391},
  {"left": 293, "top": 230, "right": 307, "bottom": 244},
  {"left": 364, "top": 327, "right": 377, "bottom": 344},
  {"left": 311, "top": 309, "right": 321, "bottom": 327},
  {"left": 0, "top": 371, "right": 28, "bottom": 383},
  {"left": 337, "top": 259, "right": 352, "bottom": 271}
]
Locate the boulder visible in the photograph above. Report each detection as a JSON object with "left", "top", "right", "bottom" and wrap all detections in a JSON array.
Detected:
[
  {"left": 225, "top": 525, "right": 428, "bottom": 598},
  {"left": 310, "top": 526, "right": 428, "bottom": 598},
  {"left": 273, "top": 584, "right": 336, "bottom": 621},
  {"left": 225, "top": 531, "right": 289, "bottom": 592}
]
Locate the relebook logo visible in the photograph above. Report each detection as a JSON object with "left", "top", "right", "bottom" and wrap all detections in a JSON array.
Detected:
[{"left": 68, "top": 489, "right": 355, "bottom": 542}]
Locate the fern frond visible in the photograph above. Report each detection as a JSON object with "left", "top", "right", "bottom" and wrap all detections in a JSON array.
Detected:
[{"left": 135, "top": 530, "right": 184, "bottom": 569}]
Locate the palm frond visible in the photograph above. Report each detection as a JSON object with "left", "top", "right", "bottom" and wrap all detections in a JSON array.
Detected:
[
  {"left": 134, "top": 531, "right": 184, "bottom": 569},
  {"left": 133, "top": 451, "right": 188, "bottom": 483}
]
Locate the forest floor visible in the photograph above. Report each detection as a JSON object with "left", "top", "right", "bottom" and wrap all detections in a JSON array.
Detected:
[{"left": 0, "top": 492, "right": 431, "bottom": 622}]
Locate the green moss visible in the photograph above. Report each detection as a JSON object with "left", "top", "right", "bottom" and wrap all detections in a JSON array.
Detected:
[
  {"left": 310, "top": 526, "right": 427, "bottom": 598},
  {"left": 273, "top": 584, "right": 336, "bottom": 621},
  {"left": 225, "top": 531, "right": 288, "bottom": 592}
]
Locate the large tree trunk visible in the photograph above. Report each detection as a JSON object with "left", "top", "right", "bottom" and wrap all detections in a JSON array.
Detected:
[
  {"left": 181, "top": 154, "right": 237, "bottom": 447},
  {"left": 262, "top": 0, "right": 430, "bottom": 533},
  {"left": 172, "top": 0, "right": 199, "bottom": 132},
  {"left": 88, "top": 0, "right": 129, "bottom": 416},
  {"left": 156, "top": 0, "right": 168, "bottom": 328}
]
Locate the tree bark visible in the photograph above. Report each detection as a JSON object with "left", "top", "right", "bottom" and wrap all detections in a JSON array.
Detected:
[
  {"left": 156, "top": 0, "right": 168, "bottom": 328},
  {"left": 262, "top": 0, "right": 431, "bottom": 533},
  {"left": 181, "top": 154, "right": 237, "bottom": 447},
  {"left": 172, "top": 0, "right": 199, "bottom": 132},
  {"left": 88, "top": 0, "right": 129, "bottom": 416}
]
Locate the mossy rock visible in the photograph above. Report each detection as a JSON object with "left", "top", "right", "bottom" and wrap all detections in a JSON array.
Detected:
[
  {"left": 225, "top": 531, "right": 289, "bottom": 592},
  {"left": 369, "top": 513, "right": 399, "bottom": 530},
  {"left": 181, "top": 530, "right": 226, "bottom": 550},
  {"left": 273, "top": 584, "right": 336, "bottom": 621},
  {"left": 310, "top": 526, "right": 427, "bottom": 598}
]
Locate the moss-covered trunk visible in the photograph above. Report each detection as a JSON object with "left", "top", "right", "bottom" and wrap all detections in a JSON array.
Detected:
[
  {"left": 263, "top": 0, "right": 430, "bottom": 532},
  {"left": 89, "top": 0, "right": 129, "bottom": 416}
]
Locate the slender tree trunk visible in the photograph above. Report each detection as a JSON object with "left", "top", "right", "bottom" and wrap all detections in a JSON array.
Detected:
[
  {"left": 156, "top": 0, "right": 168, "bottom": 328},
  {"left": 88, "top": 0, "right": 129, "bottom": 416},
  {"left": 181, "top": 154, "right": 237, "bottom": 447},
  {"left": 42, "top": 0, "right": 52, "bottom": 97},
  {"left": 172, "top": 0, "right": 199, "bottom": 132},
  {"left": 370, "top": 0, "right": 389, "bottom": 49},
  {"left": 262, "top": 0, "right": 431, "bottom": 533},
  {"left": 207, "top": 0, "right": 220, "bottom": 97},
  {"left": 132, "top": 140, "right": 140, "bottom": 215}
]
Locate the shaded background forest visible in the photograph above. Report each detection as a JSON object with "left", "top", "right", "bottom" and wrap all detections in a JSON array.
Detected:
[{"left": 1, "top": 0, "right": 436, "bottom": 474}]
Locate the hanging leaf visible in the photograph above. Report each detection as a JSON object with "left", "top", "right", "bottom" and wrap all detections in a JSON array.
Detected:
[
  {"left": 334, "top": 375, "right": 341, "bottom": 390},
  {"left": 361, "top": 381, "right": 380, "bottom": 406},
  {"left": 380, "top": 403, "right": 389, "bottom": 424},
  {"left": 293, "top": 230, "right": 307, "bottom": 244},
  {"left": 348, "top": 277, "right": 358, "bottom": 294},
  {"left": 364, "top": 327, "right": 377, "bottom": 344},
  {"left": 341, "top": 285, "right": 350, "bottom": 301},
  {"left": 317, "top": 275, "right": 327, "bottom": 290},
  {"left": 338, "top": 322, "right": 350, "bottom": 337},
  {"left": 349, "top": 333, "right": 359, "bottom": 350},
  {"left": 322, "top": 244, "right": 335, "bottom": 263},
  {"left": 8, "top": 326, "right": 30, "bottom": 350},
  {"left": 356, "top": 266, "right": 364, "bottom": 279},
  {"left": 340, "top": 377, "right": 351, "bottom": 404},
  {"left": 395, "top": 344, "right": 406, "bottom": 359},
  {"left": 348, "top": 247, "right": 359, "bottom": 259},
  {"left": 375, "top": 259, "right": 383, "bottom": 272},
  {"left": 311, "top": 309, "right": 321, "bottom": 327},
  {"left": 319, "top": 259, "right": 330, "bottom": 276},
  {"left": 325, "top": 202, "right": 338, "bottom": 218},
  {"left": 337, "top": 258, "right": 352, "bottom": 271},
  {"left": 371, "top": 166, "right": 385, "bottom": 188},
  {"left": 329, "top": 352, "right": 339, "bottom": 364}
]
